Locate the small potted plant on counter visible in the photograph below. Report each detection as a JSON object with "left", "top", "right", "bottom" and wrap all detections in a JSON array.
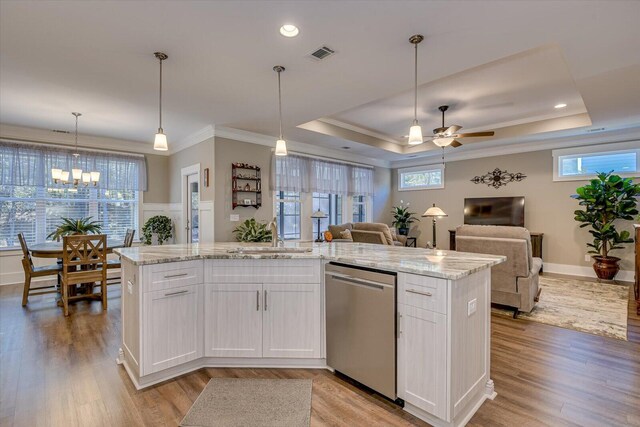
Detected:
[
  {"left": 391, "top": 200, "right": 419, "bottom": 236},
  {"left": 142, "top": 215, "right": 173, "bottom": 245},
  {"left": 573, "top": 172, "right": 639, "bottom": 280},
  {"left": 47, "top": 216, "right": 102, "bottom": 240},
  {"left": 233, "top": 218, "right": 273, "bottom": 242}
]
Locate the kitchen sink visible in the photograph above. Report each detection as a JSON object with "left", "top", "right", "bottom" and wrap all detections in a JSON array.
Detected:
[{"left": 226, "top": 247, "right": 313, "bottom": 254}]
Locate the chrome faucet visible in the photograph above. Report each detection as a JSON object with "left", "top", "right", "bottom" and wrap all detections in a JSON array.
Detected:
[{"left": 267, "top": 217, "right": 281, "bottom": 247}]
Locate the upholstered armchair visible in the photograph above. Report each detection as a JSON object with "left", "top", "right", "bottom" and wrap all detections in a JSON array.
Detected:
[{"left": 455, "top": 225, "right": 542, "bottom": 316}]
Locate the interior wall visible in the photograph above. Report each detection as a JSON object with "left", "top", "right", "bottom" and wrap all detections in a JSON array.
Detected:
[
  {"left": 142, "top": 153, "right": 170, "bottom": 203},
  {"left": 168, "top": 138, "right": 215, "bottom": 203},
  {"left": 372, "top": 166, "right": 393, "bottom": 225},
  {"left": 391, "top": 149, "right": 637, "bottom": 273}
]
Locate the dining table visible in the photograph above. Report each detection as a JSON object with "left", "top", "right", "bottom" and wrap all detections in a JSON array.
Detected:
[{"left": 29, "top": 238, "right": 125, "bottom": 259}]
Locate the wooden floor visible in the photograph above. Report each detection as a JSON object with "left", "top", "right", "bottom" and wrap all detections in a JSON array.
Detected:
[{"left": 1, "top": 281, "right": 639, "bottom": 427}]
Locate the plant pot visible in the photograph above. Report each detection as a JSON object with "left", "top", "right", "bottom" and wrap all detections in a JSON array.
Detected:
[
  {"left": 592, "top": 255, "right": 621, "bottom": 280},
  {"left": 398, "top": 227, "right": 409, "bottom": 236}
]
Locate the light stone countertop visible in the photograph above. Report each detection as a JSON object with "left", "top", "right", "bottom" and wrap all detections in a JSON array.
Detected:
[{"left": 115, "top": 242, "right": 505, "bottom": 280}]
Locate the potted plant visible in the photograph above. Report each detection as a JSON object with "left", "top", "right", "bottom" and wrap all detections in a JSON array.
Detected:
[
  {"left": 233, "top": 218, "right": 273, "bottom": 242},
  {"left": 47, "top": 217, "right": 102, "bottom": 241},
  {"left": 142, "top": 215, "right": 173, "bottom": 245},
  {"left": 391, "top": 200, "right": 419, "bottom": 236},
  {"left": 573, "top": 172, "right": 639, "bottom": 280}
]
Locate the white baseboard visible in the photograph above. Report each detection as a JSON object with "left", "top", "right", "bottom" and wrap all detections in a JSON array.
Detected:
[{"left": 543, "top": 262, "right": 634, "bottom": 283}]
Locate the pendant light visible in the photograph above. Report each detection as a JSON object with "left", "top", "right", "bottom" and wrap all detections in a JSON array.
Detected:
[
  {"left": 273, "top": 65, "right": 288, "bottom": 156},
  {"left": 407, "top": 34, "right": 424, "bottom": 146},
  {"left": 153, "top": 52, "right": 169, "bottom": 151},
  {"left": 51, "top": 112, "right": 99, "bottom": 187}
]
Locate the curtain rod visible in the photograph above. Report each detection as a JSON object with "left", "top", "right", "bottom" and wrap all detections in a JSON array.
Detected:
[
  {"left": 0, "top": 137, "right": 146, "bottom": 158},
  {"left": 278, "top": 149, "right": 375, "bottom": 169}
]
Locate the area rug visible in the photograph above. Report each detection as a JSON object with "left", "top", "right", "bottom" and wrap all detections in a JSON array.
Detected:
[
  {"left": 180, "top": 378, "right": 313, "bottom": 427},
  {"left": 492, "top": 275, "right": 629, "bottom": 340}
]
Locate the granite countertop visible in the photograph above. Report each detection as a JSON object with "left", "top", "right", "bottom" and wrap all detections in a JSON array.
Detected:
[{"left": 115, "top": 242, "right": 505, "bottom": 280}]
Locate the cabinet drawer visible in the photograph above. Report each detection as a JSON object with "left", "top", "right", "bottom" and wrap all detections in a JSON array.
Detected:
[
  {"left": 399, "top": 273, "right": 447, "bottom": 315},
  {"left": 205, "top": 259, "right": 321, "bottom": 284},
  {"left": 143, "top": 260, "right": 203, "bottom": 293}
]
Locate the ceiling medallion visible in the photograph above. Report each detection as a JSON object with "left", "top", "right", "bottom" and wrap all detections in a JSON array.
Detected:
[{"left": 471, "top": 168, "right": 527, "bottom": 189}]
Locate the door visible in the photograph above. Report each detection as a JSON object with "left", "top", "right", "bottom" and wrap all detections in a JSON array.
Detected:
[
  {"left": 204, "top": 283, "right": 263, "bottom": 358},
  {"left": 142, "top": 284, "right": 202, "bottom": 375},
  {"left": 262, "top": 283, "right": 321, "bottom": 358},
  {"left": 397, "top": 304, "right": 448, "bottom": 420},
  {"left": 186, "top": 173, "right": 199, "bottom": 243}
]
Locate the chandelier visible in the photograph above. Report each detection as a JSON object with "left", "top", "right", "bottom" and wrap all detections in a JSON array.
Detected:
[{"left": 51, "top": 112, "right": 100, "bottom": 186}]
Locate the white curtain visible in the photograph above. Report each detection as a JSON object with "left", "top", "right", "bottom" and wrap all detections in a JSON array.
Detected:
[
  {"left": 0, "top": 140, "right": 147, "bottom": 191},
  {"left": 271, "top": 153, "right": 373, "bottom": 196}
]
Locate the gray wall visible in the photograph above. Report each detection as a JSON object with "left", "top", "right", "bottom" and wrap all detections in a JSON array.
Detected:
[
  {"left": 168, "top": 137, "right": 215, "bottom": 203},
  {"left": 142, "top": 153, "right": 170, "bottom": 203},
  {"left": 391, "top": 150, "right": 637, "bottom": 271},
  {"left": 372, "top": 166, "right": 393, "bottom": 225}
]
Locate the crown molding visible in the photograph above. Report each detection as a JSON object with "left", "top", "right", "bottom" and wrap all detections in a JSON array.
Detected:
[
  {"left": 215, "top": 126, "right": 392, "bottom": 168},
  {"left": 390, "top": 126, "right": 640, "bottom": 169},
  {"left": 0, "top": 123, "right": 165, "bottom": 155},
  {"left": 169, "top": 125, "right": 215, "bottom": 155}
]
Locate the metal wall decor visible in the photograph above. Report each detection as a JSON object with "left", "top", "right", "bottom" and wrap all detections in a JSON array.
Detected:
[{"left": 471, "top": 168, "right": 527, "bottom": 189}]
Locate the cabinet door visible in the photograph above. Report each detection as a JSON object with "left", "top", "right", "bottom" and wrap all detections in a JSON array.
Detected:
[
  {"left": 262, "top": 283, "right": 321, "bottom": 358},
  {"left": 142, "top": 284, "right": 202, "bottom": 375},
  {"left": 204, "top": 283, "right": 262, "bottom": 358},
  {"left": 397, "top": 304, "right": 448, "bottom": 420}
]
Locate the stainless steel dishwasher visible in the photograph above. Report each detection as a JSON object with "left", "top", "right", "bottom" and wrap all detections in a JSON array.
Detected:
[{"left": 325, "top": 262, "right": 398, "bottom": 401}]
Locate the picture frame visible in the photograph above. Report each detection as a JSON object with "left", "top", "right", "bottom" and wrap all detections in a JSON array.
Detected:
[{"left": 203, "top": 168, "right": 210, "bottom": 187}]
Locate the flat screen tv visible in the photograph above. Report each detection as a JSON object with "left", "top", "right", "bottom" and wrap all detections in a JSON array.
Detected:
[{"left": 464, "top": 197, "right": 525, "bottom": 227}]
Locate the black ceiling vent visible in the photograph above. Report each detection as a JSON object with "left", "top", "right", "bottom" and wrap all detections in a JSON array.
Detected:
[
  {"left": 52, "top": 129, "right": 71, "bottom": 134},
  {"left": 309, "top": 46, "right": 335, "bottom": 61}
]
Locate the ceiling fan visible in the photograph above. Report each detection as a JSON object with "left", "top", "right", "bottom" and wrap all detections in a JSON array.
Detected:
[{"left": 429, "top": 105, "right": 495, "bottom": 147}]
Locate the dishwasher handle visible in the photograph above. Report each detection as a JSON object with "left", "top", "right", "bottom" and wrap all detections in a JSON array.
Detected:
[{"left": 326, "top": 271, "right": 392, "bottom": 290}]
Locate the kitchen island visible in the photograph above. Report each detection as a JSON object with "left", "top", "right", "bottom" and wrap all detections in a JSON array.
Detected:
[{"left": 115, "top": 242, "right": 504, "bottom": 427}]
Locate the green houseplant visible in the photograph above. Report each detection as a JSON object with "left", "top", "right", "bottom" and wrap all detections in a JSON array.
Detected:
[
  {"left": 233, "top": 218, "right": 272, "bottom": 242},
  {"left": 47, "top": 217, "right": 102, "bottom": 241},
  {"left": 142, "top": 215, "right": 173, "bottom": 245},
  {"left": 573, "top": 172, "right": 639, "bottom": 280},
  {"left": 391, "top": 200, "right": 420, "bottom": 235}
]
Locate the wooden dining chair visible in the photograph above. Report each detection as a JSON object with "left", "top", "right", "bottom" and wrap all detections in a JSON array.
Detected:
[
  {"left": 105, "top": 229, "right": 135, "bottom": 285},
  {"left": 59, "top": 234, "right": 108, "bottom": 316},
  {"left": 18, "top": 233, "right": 61, "bottom": 307}
]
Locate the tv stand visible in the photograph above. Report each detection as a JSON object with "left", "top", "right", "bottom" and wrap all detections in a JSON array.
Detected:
[{"left": 449, "top": 229, "right": 544, "bottom": 266}]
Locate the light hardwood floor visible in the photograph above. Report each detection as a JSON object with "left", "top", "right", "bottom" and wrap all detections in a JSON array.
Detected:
[{"left": 0, "top": 280, "right": 638, "bottom": 427}]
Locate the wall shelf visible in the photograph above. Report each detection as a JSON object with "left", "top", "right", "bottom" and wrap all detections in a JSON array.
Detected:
[{"left": 232, "top": 163, "right": 262, "bottom": 209}]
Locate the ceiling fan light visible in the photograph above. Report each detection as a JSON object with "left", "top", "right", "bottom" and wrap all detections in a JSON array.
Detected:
[
  {"left": 408, "top": 125, "right": 424, "bottom": 145},
  {"left": 154, "top": 131, "right": 168, "bottom": 151},
  {"left": 433, "top": 137, "right": 454, "bottom": 147},
  {"left": 275, "top": 139, "right": 288, "bottom": 156}
]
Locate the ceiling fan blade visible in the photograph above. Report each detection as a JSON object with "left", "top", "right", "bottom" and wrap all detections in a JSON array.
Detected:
[
  {"left": 450, "top": 140, "right": 463, "bottom": 148},
  {"left": 433, "top": 127, "right": 447, "bottom": 135},
  {"left": 444, "top": 125, "right": 462, "bottom": 136},
  {"left": 455, "top": 131, "right": 495, "bottom": 138}
]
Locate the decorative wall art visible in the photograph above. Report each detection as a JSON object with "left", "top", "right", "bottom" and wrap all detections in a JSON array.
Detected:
[{"left": 471, "top": 168, "right": 527, "bottom": 189}]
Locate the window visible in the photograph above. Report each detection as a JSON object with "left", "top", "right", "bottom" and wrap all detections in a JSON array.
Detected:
[
  {"left": 312, "top": 193, "right": 342, "bottom": 236},
  {"left": 553, "top": 142, "right": 640, "bottom": 181},
  {"left": 352, "top": 195, "right": 366, "bottom": 223},
  {"left": 0, "top": 141, "right": 145, "bottom": 249},
  {"left": 275, "top": 191, "right": 301, "bottom": 240},
  {"left": 398, "top": 165, "right": 444, "bottom": 190}
]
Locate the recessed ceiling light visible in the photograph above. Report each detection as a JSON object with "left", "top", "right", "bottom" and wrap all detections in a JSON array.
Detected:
[
  {"left": 280, "top": 24, "right": 299, "bottom": 37},
  {"left": 554, "top": 103, "right": 567, "bottom": 109},
  {"left": 341, "top": 146, "right": 351, "bottom": 150}
]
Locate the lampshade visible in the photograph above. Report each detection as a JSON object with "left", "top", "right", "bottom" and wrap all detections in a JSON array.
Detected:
[
  {"left": 311, "top": 209, "right": 328, "bottom": 219},
  {"left": 61, "top": 171, "right": 70, "bottom": 182},
  {"left": 422, "top": 203, "right": 447, "bottom": 217},
  {"left": 51, "top": 168, "right": 62, "bottom": 181},
  {"left": 432, "top": 137, "right": 454, "bottom": 147},
  {"left": 154, "top": 131, "right": 168, "bottom": 151},
  {"left": 90, "top": 171, "right": 100, "bottom": 183},
  {"left": 407, "top": 124, "right": 424, "bottom": 145},
  {"left": 82, "top": 173, "right": 91, "bottom": 184},
  {"left": 275, "top": 139, "right": 288, "bottom": 156},
  {"left": 72, "top": 168, "right": 82, "bottom": 180}
]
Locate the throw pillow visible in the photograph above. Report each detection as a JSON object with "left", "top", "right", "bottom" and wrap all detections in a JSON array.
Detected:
[{"left": 340, "top": 229, "right": 353, "bottom": 241}]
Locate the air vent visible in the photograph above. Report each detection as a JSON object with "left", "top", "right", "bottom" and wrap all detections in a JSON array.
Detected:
[
  {"left": 585, "top": 127, "right": 606, "bottom": 133},
  {"left": 309, "top": 46, "right": 335, "bottom": 61},
  {"left": 52, "top": 129, "right": 70, "bottom": 134}
]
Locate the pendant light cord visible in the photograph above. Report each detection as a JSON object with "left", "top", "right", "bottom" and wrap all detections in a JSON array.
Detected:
[
  {"left": 74, "top": 114, "right": 78, "bottom": 152},
  {"left": 159, "top": 56, "right": 163, "bottom": 131},
  {"left": 277, "top": 69, "right": 283, "bottom": 140},
  {"left": 414, "top": 41, "right": 418, "bottom": 124}
]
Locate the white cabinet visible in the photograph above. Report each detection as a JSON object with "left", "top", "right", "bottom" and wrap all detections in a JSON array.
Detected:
[
  {"left": 397, "top": 304, "right": 448, "bottom": 420},
  {"left": 262, "top": 283, "right": 321, "bottom": 358},
  {"left": 142, "top": 284, "right": 202, "bottom": 375},
  {"left": 204, "top": 284, "right": 263, "bottom": 358}
]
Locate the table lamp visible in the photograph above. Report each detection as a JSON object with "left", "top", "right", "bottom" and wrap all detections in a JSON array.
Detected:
[
  {"left": 422, "top": 203, "right": 447, "bottom": 248},
  {"left": 311, "top": 210, "right": 328, "bottom": 242}
]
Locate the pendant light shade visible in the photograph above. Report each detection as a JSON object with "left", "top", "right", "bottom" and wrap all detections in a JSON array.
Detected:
[
  {"left": 273, "top": 65, "right": 288, "bottom": 156},
  {"left": 153, "top": 52, "right": 169, "bottom": 151},
  {"left": 408, "top": 35, "right": 424, "bottom": 146}
]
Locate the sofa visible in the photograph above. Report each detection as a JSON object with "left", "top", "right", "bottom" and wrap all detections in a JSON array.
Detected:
[
  {"left": 328, "top": 222, "right": 407, "bottom": 246},
  {"left": 455, "top": 225, "right": 542, "bottom": 315}
]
